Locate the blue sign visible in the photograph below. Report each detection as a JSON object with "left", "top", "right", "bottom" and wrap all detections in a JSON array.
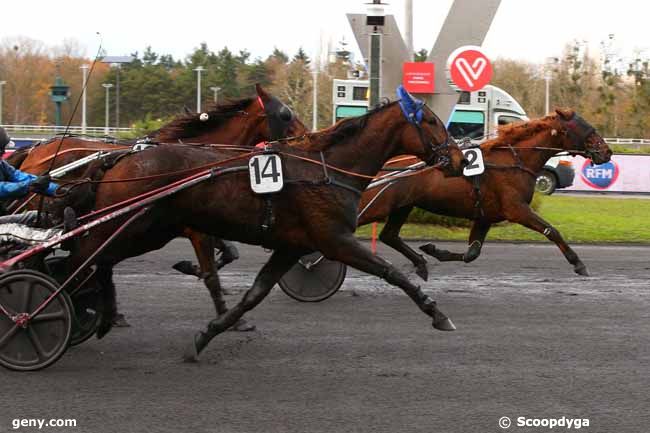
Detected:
[{"left": 580, "top": 160, "right": 619, "bottom": 190}]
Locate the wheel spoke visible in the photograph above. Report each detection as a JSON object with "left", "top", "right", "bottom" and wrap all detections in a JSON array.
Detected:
[
  {"left": 32, "top": 311, "right": 66, "bottom": 323},
  {"left": 19, "top": 281, "right": 35, "bottom": 313},
  {"left": 0, "top": 324, "right": 20, "bottom": 350},
  {"left": 0, "top": 301, "right": 17, "bottom": 318},
  {"left": 27, "top": 327, "right": 47, "bottom": 361}
]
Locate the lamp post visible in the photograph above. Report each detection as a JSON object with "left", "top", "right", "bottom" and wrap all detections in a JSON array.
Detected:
[
  {"left": 80, "top": 64, "right": 89, "bottom": 134},
  {"left": 194, "top": 66, "right": 205, "bottom": 113},
  {"left": 0, "top": 81, "right": 6, "bottom": 125},
  {"left": 210, "top": 86, "right": 221, "bottom": 105},
  {"left": 312, "top": 70, "right": 318, "bottom": 131},
  {"left": 366, "top": 0, "right": 387, "bottom": 109},
  {"left": 102, "top": 83, "right": 113, "bottom": 135},
  {"left": 101, "top": 56, "right": 135, "bottom": 129},
  {"left": 366, "top": 0, "right": 387, "bottom": 254},
  {"left": 544, "top": 57, "right": 559, "bottom": 114}
]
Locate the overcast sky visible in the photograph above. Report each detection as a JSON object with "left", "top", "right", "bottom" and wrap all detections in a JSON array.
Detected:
[{"left": 3, "top": 0, "right": 648, "bottom": 66}]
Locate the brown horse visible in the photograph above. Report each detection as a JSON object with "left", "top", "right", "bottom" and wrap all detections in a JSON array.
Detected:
[
  {"left": 9, "top": 86, "right": 302, "bottom": 178},
  {"left": 65, "top": 92, "right": 466, "bottom": 360},
  {"left": 8, "top": 85, "right": 307, "bottom": 331},
  {"left": 357, "top": 109, "right": 612, "bottom": 279}
]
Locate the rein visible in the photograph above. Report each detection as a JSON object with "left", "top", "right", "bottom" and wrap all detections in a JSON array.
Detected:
[
  {"left": 21, "top": 146, "right": 131, "bottom": 172},
  {"left": 53, "top": 150, "right": 258, "bottom": 197},
  {"left": 480, "top": 145, "right": 588, "bottom": 178}
]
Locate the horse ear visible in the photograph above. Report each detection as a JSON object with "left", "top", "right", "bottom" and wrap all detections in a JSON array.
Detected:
[
  {"left": 256, "top": 83, "right": 271, "bottom": 102},
  {"left": 396, "top": 85, "right": 413, "bottom": 104},
  {"left": 555, "top": 108, "right": 574, "bottom": 121}
]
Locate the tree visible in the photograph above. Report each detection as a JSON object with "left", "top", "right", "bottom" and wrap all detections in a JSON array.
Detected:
[
  {"left": 293, "top": 47, "right": 310, "bottom": 66},
  {"left": 270, "top": 47, "right": 289, "bottom": 64},
  {"left": 414, "top": 49, "right": 428, "bottom": 62}
]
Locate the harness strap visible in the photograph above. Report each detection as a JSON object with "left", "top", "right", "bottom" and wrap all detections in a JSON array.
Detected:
[
  {"left": 260, "top": 196, "right": 274, "bottom": 246},
  {"left": 283, "top": 151, "right": 363, "bottom": 196}
]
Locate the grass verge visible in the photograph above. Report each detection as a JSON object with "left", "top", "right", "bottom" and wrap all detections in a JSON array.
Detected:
[{"left": 356, "top": 195, "right": 650, "bottom": 243}]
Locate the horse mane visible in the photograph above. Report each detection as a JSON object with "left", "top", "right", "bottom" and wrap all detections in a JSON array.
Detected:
[
  {"left": 154, "top": 98, "right": 254, "bottom": 141},
  {"left": 295, "top": 101, "right": 398, "bottom": 150},
  {"left": 481, "top": 113, "right": 559, "bottom": 152}
]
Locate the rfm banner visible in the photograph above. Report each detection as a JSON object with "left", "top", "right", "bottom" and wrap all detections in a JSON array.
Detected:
[{"left": 565, "top": 154, "right": 650, "bottom": 193}]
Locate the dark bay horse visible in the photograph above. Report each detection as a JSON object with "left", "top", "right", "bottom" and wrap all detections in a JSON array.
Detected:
[
  {"left": 7, "top": 85, "right": 307, "bottom": 330},
  {"left": 65, "top": 91, "right": 467, "bottom": 360},
  {"left": 357, "top": 109, "right": 612, "bottom": 278}
]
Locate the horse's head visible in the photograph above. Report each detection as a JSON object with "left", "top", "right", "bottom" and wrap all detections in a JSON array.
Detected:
[
  {"left": 154, "top": 87, "right": 306, "bottom": 145},
  {"left": 395, "top": 86, "right": 466, "bottom": 176},
  {"left": 255, "top": 84, "right": 308, "bottom": 140},
  {"left": 553, "top": 109, "right": 612, "bottom": 165}
]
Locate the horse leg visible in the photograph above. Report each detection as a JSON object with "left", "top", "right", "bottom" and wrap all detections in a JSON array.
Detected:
[
  {"left": 213, "top": 238, "right": 240, "bottom": 270},
  {"left": 185, "top": 231, "right": 255, "bottom": 332},
  {"left": 378, "top": 206, "right": 430, "bottom": 281},
  {"left": 420, "top": 220, "right": 491, "bottom": 263},
  {"left": 184, "top": 249, "right": 301, "bottom": 362},
  {"left": 324, "top": 235, "right": 455, "bottom": 332},
  {"left": 94, "top": 264, "right": 121, "bottom": 339},
  {"left": 505, "top": 206, "right": 588, "bottom": 276},
  {"left": 172, "top": 237, "right": 240, "bottom": 276}
]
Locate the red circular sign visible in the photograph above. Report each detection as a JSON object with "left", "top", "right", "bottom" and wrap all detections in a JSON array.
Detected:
[{"left": 448, "top": 47, "right": 493, "bottom": 92}]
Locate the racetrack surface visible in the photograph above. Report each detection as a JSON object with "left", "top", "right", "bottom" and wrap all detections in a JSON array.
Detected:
[{"left": 2, "top": 240, "right": 649, "bottom": 433}]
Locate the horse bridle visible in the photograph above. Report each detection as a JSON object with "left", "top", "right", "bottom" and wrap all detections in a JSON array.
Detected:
[
  {"left": 256, "top": 95, "right": 295, "bottom": 141},
  {"left": 560, "top": 112, "right": 601, "bottom": 160},
  {"left": 402, "top": 102, "right": 452, "bottom": 168}
]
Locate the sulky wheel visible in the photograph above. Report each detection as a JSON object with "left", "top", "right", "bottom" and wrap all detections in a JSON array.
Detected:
[
  {"left": 44, "top": 256, "right": 102, "bottom": 346},
  {"left": 278, "top": 253, "right": 347, "bottom": 302},
  {"left": 0, "top": 270, "right": 72, "bottom": 371}
]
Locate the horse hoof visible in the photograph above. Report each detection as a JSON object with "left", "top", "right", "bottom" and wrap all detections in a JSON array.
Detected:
[
  {"left": 172, "top": 261, "right": 200, "bottom": 277},
  {"left": 112, "top": 313, "right": 131, "bottom": 328},
  {"left": 182, "top": 334, "right": 201, "bottom": 363},
  {"left": 415, "top": 264, "right": 429, "bottom": 281},
  {"left": 574, "top": 264, "right": 589, "bottom": 277},
  {"left": 227, "top": 319, "right": 256, "bottom": 332},
  {"left": 433, "top": 317, "right": 456, "bottom": 331},
  {"left": 95, "top": 320, "right": 113, "bottom": 340},
  {"left": 419, "top": 243, "right": 436, "bottom": 255}
]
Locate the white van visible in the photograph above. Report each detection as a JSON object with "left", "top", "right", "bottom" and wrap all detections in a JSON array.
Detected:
[{"left": 447, "top": 85, "right": 527, "bottom": 140}]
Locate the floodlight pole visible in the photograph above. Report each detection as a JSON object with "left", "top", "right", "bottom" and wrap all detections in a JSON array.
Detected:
[
  {"left": 80, "top": 65, "right": 89, "bottom": 134},
  {"left": 367, "top": 0, "right": 386, "bottom": 109},
  {"left": 194, "top": 66, "right": 205, "bottom": 113},
  {"left": 312, "top": 70, "right": 318, "bottom": 130},
  {"left": 545, "top": 72, "right": 551, "bottom": 115},
  {"left": 102, "top": 83, "right": 113, "bottom": 135},
  {"left": 115, "top": 65, "right": 121, "bottom": 129}
]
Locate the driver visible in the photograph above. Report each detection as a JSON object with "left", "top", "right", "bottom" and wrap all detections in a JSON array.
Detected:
[{"left": 0, "top": 127, "right": 76, "bottom": 243}]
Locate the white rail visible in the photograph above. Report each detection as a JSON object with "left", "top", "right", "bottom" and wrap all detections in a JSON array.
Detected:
[
  {"left": 0, "top": 124, "right": 133, "bottom": 136},
  {"left": 603, "top": 137, "right": 650, "bottom": 146}
]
